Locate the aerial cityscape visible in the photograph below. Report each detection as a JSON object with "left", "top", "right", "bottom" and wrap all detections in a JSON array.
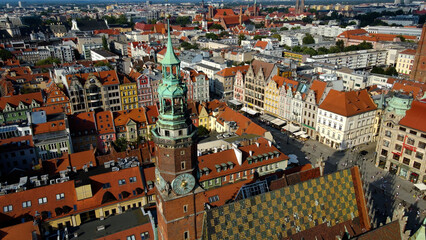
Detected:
[{"left": 0, "top": 0, "right": 426, "bottom": 239}]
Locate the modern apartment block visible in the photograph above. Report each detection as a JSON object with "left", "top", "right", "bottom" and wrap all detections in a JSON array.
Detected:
[{"left": 308, "top": 49, "right": 388, "bottom": 69}]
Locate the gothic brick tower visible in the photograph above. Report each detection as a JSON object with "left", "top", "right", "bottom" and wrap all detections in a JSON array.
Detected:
[
  {"left": 153, "top": 21, "right": 204, "bottom": 240},
  {"left": 411, "top": 24, "right": 426, "bottom": 83}
]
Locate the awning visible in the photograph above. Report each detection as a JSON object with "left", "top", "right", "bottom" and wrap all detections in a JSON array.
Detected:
[
  {"left": 300, "top": 133, "right": 310, "bottom": 139},
  {"left": 229, "top": 99, "right": 243, "bottom": 106},
  {"left": 294, "top": 131, "right": 304, "bottom": 136},
  {"left": 283, "top": 124, "right": 301, "bottom": 133},
  {"left": 259, "top": 114, "right": 275, "bottom": 122},
  {"left": 241, "top": 107, "right": 258, "bottom": 115},
  {"left": 414, "top": 183, "right": 426, "bottom": 191},
  {"left": 271, "top": 118, "right": 286, "bottom": 127}
]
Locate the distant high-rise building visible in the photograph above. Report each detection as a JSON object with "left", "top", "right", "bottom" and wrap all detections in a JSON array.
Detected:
[
  {"left": 394, "top": 0, "right": 401, "bottom": 4},
  {"left": 295, "top": 0, "right": 304, "bottom": 14},
  {"left": 18, "top": 1, "right": 21, "bottom": 8},
  {"left": 410, "top": 24, "right": 426, "bottom": 83},
  {"left": 6, "top": 3, "right": 10, "bottom": 8}
]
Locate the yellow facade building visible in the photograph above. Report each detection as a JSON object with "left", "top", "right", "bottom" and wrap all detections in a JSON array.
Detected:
[
  {"left": 120, "top": 77, "right": 138, "bottom": 110},
  {"left": 396, "top": 49, "right": 416, "bottom": 76},
  {"left": 264, "top": 75, "right": 285, "bottom": 117}
]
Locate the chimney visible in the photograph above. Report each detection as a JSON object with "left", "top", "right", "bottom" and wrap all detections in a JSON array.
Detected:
[
  {"left": 268, "top": 141, "right": 272, "bottom": 147},
  {"left": 233, "top": 148, "right": 243, "bottom": 165},
  {"left": 255, "top": 142, "right": 260, "bottom": 147},
  {"left": 249, "top": 150, "right": 253, "bottom": 156}
]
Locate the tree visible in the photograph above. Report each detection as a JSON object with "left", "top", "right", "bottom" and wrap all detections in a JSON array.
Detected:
[
  {"left": 210, "top": 24, "right": 224, "bottom": 30},
  {"left": 253, "top": 35, "right": 265, "bottom": 40},
  {"left": 336, "top": 40, "right": 345, "bottom": 51},
  {"left": 136, "top": 136, "right": 145, "bottom": 145},
  {"left": 94, "top": 61, "right": 112, "bottom": 69},
  {"left": 218, "top": 31, "right": 230, "bottom": 38},
  {"left": 238, "top": 34, "right": 246, "bottom": 46},
  {"left": 303, "top": 47, "right": 317, "bottom": 56},
  {"left": 254, "top": 23, "right": 264, "bottom": 29},
  {"left": 397, "top": 35, "right": 406, "bottom": 42},
  {"left": 302, "top": 33, "right": 315, "bottom": 45},
  {"left": 181, "top": 42, "right": 198, "bottom": 50},
  {"left": 197, "top": 125, "right": 209, "bottom": 137},
  {"left": 35, "top": 57, "right": 61, "bottom": 66},
  {"left": 205, "top": 33, "right": 219, "bottom": 40},
  {"left": 384, "top": 66, "right": 398, "bottom": 76},
  {"left": 280, "top": 27, "right": 288, "bottom": 31},
  {"left": 102, "top": 35, "right": 109, "bottom": 51},
  {"left": 302, "top": 17, "right": 312, "bottom": 23},
  {"left": 271, "top": 34, "right": 281, "bottom": 41},
  {"left": 358, "top": 41, "right": 373, "bottom": 50},
  {"left": 114, "top": 138, "right": 128, "bottom": 152},
  {"left": 0, "top": 49, "right": 13, "bottom": 61},
  {"left": 371, "top": 67, "right": 385, "bottom": 75},
  {"left": 317, "top": 47, "right": 329, "bottom": 55},
  {"left": 174, "top": 16, "right": 191, "bottom": 26},
  {"left": 291, "top": 45, "right": 302, "bottom": 53}
]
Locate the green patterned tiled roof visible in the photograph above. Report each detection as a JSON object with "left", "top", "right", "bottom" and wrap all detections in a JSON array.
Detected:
[{"left": 203, "top": 168, "right": 359, "bottom": 240}]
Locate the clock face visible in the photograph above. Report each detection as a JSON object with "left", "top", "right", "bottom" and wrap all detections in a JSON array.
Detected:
[{"left": 171, "top": 173, "right": 196, "bottom": 195}]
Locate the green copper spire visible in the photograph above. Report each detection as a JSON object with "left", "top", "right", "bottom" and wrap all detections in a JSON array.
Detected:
[{"left": 161, "top": 20, "right": 180, "bottom": 65}]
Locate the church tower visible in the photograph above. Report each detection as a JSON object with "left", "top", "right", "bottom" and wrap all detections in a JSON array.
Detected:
[{"left": 153, "top": 21, "right": 204, "bottom": 240}]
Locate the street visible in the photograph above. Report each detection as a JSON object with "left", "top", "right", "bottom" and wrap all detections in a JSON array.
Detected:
[{"left": 251, "top": 116, "right": 426, "bottom": 234}]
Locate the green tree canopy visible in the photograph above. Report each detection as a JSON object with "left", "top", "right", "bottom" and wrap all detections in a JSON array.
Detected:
[
  {"left": 238, "top": 34, "right": 246, "bottom": 46},
  {"left": 302, "top": 33, "right": 315, "bottom": 45},
  {"left": 181, "top": 42, "right": 198, "bottom": 50},
  {"left": 114, "top": 138, "right": 128, "bottom": 152},
  {"left": 0, "top": 49, "right": 13, "bottom": 61},
  {"left": 253, "top": 35, "right": 265, "bottom": 40},
  {"left": 205, "top": 33, "right": 219, "bottom": 40},
  {"left": 35, "top": 57, "right": 61, "bottom": 66},
  {"left": 271, "top": 34, "right": 281, "bottom": 41},
  {"left": 102, "top": 35, "right": 109, "bottom": 51},
  {"left": 280, "top": 27, "right": 288, "bottom": 31},
  {"left": 210, "top": 24, "right": 224, "bottom": 30},
  {"left": 197, "top": 125, "right": 209, "bottom": 137}
]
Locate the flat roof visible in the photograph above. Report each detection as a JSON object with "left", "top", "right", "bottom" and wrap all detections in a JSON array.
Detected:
[{"left": 71, "top": 208, "right": 151, "bottom": 240}]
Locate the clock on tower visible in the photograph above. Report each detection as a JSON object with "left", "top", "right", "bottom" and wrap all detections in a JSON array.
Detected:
[{"left": 152, "top": 20, "right": 204, "bottom": 240}]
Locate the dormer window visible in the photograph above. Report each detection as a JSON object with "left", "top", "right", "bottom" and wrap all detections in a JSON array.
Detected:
[{"left": 215, "top": 164, "right": 221, "bottom": 172}]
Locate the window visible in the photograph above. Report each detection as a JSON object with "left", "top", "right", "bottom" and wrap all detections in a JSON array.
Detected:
[
  {"left": 405, "top": 149, "right": 413, "bottom": 155},
  {"left": 3, "top": 205, "right": 12, "bottom": 212},
  {"left": 56, "top": 193, "right": 65, "bottom": 200},
  {"left": 383, "top": 140, "right": 390, "bottom": 147},
  {"left": 393, "top": 154, "right": 400, "bottom": 161},
  {"left": 395, "top": 144, "right": 402, "bottom": 151},
  {"left": 180, "top": 150, "right": 185, "bottom": 155},
  {"left": 141, "top": 232, "right": 150, "bottom": 240},
  {"left": 403, "top": 158, "right": 410, "bottom": 165},
  {"left": 416, "top": 152, "right": 424, "bottom": 160},
  {"left": 419, "top": 142, "right": 426, "bottom": 149},
  {"left": 184, "top": 231, "right": 189, "bottom": 240},
  {"left": 397, "top": 135, "right": 404, "bottom": 141},
  {"left": 22, "top": 201, "right": 31, "bottom": 208},
  {"left": 38, "top": 197, "right": 47, "bottom": 204},
  {"left": 126, "top": 235, "right": 136, "bottom": 240},
  {"left": 385, "top": 131, "right": 392, "bottom": 137},
  {"left": 103, "top": 183, "right": 111, "bottom": 189},
  {"left": 410, "top": 130, "right": 417, "bottom": 135},
  {"left": 414, "top": 162, "right": 421, "bottom": 170},
  {"left": 118, "top": 179, "right": 126, "bottom": 185},
  {"left": 381, "top": 149, "right": 388, "bottom": 157},
  {"left": 181, "top": 161, "right": 186, "bottom": 170},
  {"left": 129, "top": 177, "right": 137, "bottom": 183},
  {"left": 399, "top": 127, "right": 406, "bottom": 132},
  {"left": 183, "top": 205, "right": 188, "bottom": 213},
  {"left": 407, "top": 138, "right": 415, "bottom": 145}
]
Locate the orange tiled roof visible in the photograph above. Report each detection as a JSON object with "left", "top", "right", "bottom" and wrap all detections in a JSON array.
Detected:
[
  {"left": 319, "top": 89, "right": 377, "bottom": 117},
  {"left": 96, "top": 111, "right": 115, "bottom": 135},
  {"left": 68, "top": 111, "right": 96, "bottom": 133},
  {"left": 254, "top": 40, "right": 268, "bottom": 50},
  {"left": 114, "top": 108, "right": 147, "bottom": 127},
  {"left": 33, "top": 119, "right": 66, "bottom": 135},
  {"left": 399, "top": 49, "right": 416, "bottom": 55},
  {"left": 0, "top": 218, "right": 40, "bottom": 239},
  {"left": 216, "top": 65, "right": 249, "bottom": 77},
  {"left": 0, "top": 92, "right": 43, "bottom": 111},
  {"left": 310, "top": 80, "right": 327, "bottom": 104},
  {"left": 213, "top": 9, "right": 236, "bottom": 18},
  {"left": 400, "top": 101, "right": 426, "bottom": 132},
  {"left": 198, "top": 137, "right": 288, "bottom": 182},
  {"left": 145, "top": 105, "right": 159, "bottom": 125},
  {"left": 392, "top": 82, "right": 422, "bottom": 98}
]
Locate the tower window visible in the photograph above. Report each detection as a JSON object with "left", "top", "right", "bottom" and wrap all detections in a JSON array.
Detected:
[
  {"left": 181, "top": 161, "right": 186, "bottom": 170},
  {"left": 179, "top": 130, "right": 183, "bottom": 136},
  {"left": 165, "top": 130, "right": 170, "bottom": 136},
  {"left": 183, "top": 205, "right": 188, "bottom": 213},
  {"left": 184, "top": 231, "right": 189, "bottom": 240},
  {"left": 181, "top": 150, "right": 185, "bottom": 155}
]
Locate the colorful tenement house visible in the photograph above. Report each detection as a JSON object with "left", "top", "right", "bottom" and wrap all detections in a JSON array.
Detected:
[
  {"left": 114, "top": 108, "right": 149, "bottom": 142},
  {"left": 301, "top": 80, "right": 328, "bottom": 139},
  {"left": 95, "top": 110, "right": 116, "bottom": 153},
  {"left": 44, "top": 83, "right": 71, "bottom": 114},
  {"left": 66, "top": 70, "right": 122, "bottom": 113},
  {"left": 317, "top": 89, "right": 378, "bottom": 150},
  {"left": 0, "top": 92, "right": 44, "bottom": 124},
  {"left": 119, "top": 73, "right": 139, "bottom": 110},
  {"left": 375, "top": 93, "right": 426, "bottom": 183},
  {"left": 182, "top": 68, "right": 210, "bottom": 102},
  {"left": 153, "top": 22, "right": 202, "bottom": 240},
  {"left": 264, "top": 75, "right": 286, "bottom": 117},
  {"left": 215, "top": 65, "right": 249, "bottom": 100},
  {"left": 68, "top": 111, "right": 97, "bottom": 153},
  {"left": 134, "top": 70, "right": 154, "bottom": 107}
]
